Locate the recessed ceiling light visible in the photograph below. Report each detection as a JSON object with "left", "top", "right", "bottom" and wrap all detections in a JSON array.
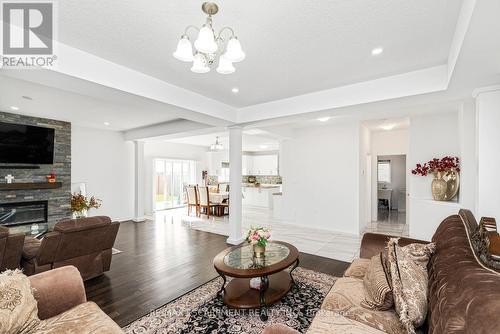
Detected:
[
  {"left": 259, "top": 144, "right": 268, "bottom": 149},
  {"left": 371, "top": 47, "right": 383, "bottom": 56},
  {"left": 317, "top": 117, "right": 330, "bottom": 122},
  {"left": 231, "top": 87, "right": 239, "bottom": 93},
  {"left": 380, "top": 123, "right": 396, "bottom": 131},
  {"left": 104, "top": 122, "right": 110, "bottom": 126},
  {"left": 10, "top": 106, "right": 19, "bottom": 111}
]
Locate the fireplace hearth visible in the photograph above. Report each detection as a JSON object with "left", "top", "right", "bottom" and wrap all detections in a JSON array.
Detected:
[{"left": 0, "top": 201, "right": 48, "bottom": 227}]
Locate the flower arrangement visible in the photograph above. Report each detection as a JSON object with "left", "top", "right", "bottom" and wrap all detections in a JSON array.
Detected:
[
  {"left": 71, "top": 193, "right": 102, "bottom": 218},
  {"left": 411, "top": 156, "right": 460, "bottom": 176},
  {"left": 411, "top": 156, "right": 460, "bottom": 201},
  {"left": 246, "top": 227, "right": 271, "bottom": 247}
]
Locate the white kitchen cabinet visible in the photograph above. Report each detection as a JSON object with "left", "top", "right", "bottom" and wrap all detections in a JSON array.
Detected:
[
  {"left": 242, "top": 186, "right": 280, "bottom": 209},
  {"left": 242, "top": 155, "right": 252, "bottom": 175},
  {"left": 242, "top": 154, "right": 278, "bottom": 175},
  {"left": 242, "top": 187, "right": 277, "bottom": 207}
]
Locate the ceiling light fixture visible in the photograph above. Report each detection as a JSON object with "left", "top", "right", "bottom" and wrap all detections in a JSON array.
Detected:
[
  {"left": 10, "top": 106, "right": 19, "bottom": 111},
  {"left": 380, "top": 120, "right": 396, "bottom": 131},
  {"left": 259, "top": 144, "right": 268, "bottom": 149},
  {"left": 209, "top": 136, "right": 224, "bottom": 151},
  {"left": 104, "top": 122, "right": 110, "bottom": 126},
  {"left": 317, "top": 117, "right": 330, "bottom": 122},
  {"left": 173, "top": 2, "right": 245, "bottom": 74},
  {"left": 231, "top": 87, "right": 239, "bottom": 93},
  {"left": 371, "top": 47, "right": 383, "bottom": 55}
]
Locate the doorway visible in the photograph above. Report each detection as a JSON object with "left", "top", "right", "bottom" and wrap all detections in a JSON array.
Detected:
[
  {"left": 153, "top": 159, "right": 196, "bottom": 211},
  {"left": 376, "top": 155, "right": 406, "bottom": 225}
]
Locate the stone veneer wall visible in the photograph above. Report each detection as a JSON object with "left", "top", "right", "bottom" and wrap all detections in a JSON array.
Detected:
[{"left": 0, "top": 111, "right": 71, "bottom": 227}]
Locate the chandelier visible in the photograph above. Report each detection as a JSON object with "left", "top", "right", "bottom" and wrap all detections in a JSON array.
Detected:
[
  {"left": 210, "top": 137, "right": 224, "bottom": 151},
  {"left": 173, "top": 2, "right": 245, "bottom": 74}
]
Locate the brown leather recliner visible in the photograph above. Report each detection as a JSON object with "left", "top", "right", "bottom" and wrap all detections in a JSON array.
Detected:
[
  {"left": 21, "top": 216, "right": 120, "bottom": 281},
  {"left": 0, "top": 226, "right": 25, "bottom": 271}
]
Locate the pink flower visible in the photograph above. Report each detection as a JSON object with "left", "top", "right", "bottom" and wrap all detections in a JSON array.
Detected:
[
  {"left": 251, "top": 233, "right": 259, "bottom": 241},
  {"left": 264, "top": 231, "right": 271, "bottom": 239}
]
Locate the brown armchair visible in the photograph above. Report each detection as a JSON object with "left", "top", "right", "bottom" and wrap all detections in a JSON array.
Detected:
[
  {"left": 0, "top": 226, "right": 25, "bottom": 271},
  {"left": 22, "top": 216, "right": 120, "bottom": 281}
]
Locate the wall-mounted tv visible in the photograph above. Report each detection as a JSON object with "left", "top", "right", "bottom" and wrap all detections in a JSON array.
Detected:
[{"left": 0, "top": 121, "right": 55, "bottom": 164}]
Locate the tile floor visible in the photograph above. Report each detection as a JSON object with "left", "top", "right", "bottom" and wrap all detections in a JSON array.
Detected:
[
  {"left": 154, "top": 206, "right": 408, "bottom": 262},
  {"left": 364, "top": 209, "right": 409, "bottom": 237}
]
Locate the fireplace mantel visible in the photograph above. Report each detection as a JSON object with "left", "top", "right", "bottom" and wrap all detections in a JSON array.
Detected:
[{"left": 0, "top": 182, "right": 63, "bottom": 191}]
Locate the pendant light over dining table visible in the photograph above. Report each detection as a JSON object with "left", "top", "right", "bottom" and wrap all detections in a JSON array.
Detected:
[{"left": 173, "top": 2, "right": 245, "bottom": 74}]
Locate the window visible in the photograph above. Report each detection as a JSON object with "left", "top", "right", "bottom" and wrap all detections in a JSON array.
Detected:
[
  {"left": 153, "top": 159, "right": 196, "bottom": 211},
  {"left": 377, "top": 160, "right": 391, "bottom": 183}
]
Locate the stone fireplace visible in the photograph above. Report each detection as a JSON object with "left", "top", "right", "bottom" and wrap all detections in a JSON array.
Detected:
[{"left": 0, "top": 111, "right": 71, "bottom": 232}]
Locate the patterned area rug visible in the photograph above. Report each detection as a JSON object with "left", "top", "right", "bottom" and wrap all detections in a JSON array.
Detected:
[{"left": 124, "top": 267, "right": 337, "bottom": 334}]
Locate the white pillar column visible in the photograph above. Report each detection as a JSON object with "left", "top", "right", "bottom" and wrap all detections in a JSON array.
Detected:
[
  {"left": 133, "top": 140, "right": 145, "bottom": 222},
  {"left": 227, "top": 126, "right": 244, "bottom": 245},
  {"left": 474, "top": 86, "right": 500, "bottom": 219}
]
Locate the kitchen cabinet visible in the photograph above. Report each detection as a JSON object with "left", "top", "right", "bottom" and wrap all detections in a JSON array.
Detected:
[
  {"left": 242, "top": 154, "right": 279, "bottom": 175},
  {"left": 242, "top": 186, "right": 278, "bottom": 208},
  {"left": 242, "top": 155, "right": 251, "bottom": 175}
]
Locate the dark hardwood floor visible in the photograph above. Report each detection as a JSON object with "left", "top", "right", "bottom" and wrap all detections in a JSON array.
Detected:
[{"left": 85, "top": 219, "right": 350, "bottom": 327}]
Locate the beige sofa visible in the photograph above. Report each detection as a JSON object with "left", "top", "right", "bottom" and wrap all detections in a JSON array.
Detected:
[
  {"left": 264, "top": 210, "right": 500, "bottom": 333},
  {"left": 30, "top": 265, "right": 123, "bottom": 333}
]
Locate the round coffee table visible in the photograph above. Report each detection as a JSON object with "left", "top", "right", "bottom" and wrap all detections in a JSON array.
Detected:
[{"left": 213, "top": 241, "right": 299, "bottom": 321}]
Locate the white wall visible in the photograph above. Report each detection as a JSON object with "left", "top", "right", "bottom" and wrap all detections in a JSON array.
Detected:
[
  {"left": 408, "top": 111, "right": 462, "bottom": 240},
  {"left": 359, "top": 125, "right": 371, "bottom": 233},
  {"left": 458, "top": 100, "right": 477, "bottom": 212},
  {"left": 281, "top": 121, "right": 360, "bottom": 235},
  {"left": 476, "top": 88, "right": 500, "bottom": 220},
  {"left": 370, "top": 129, "right": 409, "bottom": 220},
  {"left": 71, "top": 125, "right": 134, "bottom": 221},
  {"left": 143, "top": 141, "right": 208, "bottom": 215}
]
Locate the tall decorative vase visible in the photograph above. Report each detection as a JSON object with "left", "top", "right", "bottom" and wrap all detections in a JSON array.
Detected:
[
  {"left": 253, "top": 244, "right": 266, "bottom": 258},
  {"left": 431, "top": 172, "right": 448, "bottom": 201}
]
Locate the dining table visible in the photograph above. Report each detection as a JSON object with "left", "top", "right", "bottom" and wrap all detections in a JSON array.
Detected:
[{"left": 209, "top": 191, "right": 229, "bottom": 204}]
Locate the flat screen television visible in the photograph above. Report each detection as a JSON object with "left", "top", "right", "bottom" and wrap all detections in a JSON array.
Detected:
[{"left": 0, "top": 121, "right": 55, "bottom": 164}]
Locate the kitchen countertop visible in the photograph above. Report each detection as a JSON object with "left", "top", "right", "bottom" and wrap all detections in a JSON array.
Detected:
[{"left": 242, "top": 183, "right": 281, "bottom": 189}]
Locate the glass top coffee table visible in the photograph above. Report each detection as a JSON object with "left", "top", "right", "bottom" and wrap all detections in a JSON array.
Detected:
[{"left": 213, "top": 241, "right": 299, "bottom": 321}]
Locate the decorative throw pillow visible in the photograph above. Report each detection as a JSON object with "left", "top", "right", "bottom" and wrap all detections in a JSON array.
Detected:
[
  {"left": 0, "top": 269, "right": 40, "bottom": 334},
  {"left": 387, "top": 239, "right": 436, "bottom": 334},
  {"left": 344, "top": 258, "right": 371, "bottom": 279},
  {"left": 361, "top": 252, "right": 394, "bottom": 310}
]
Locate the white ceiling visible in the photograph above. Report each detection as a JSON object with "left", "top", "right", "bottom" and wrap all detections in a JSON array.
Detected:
[
  {"left": 0, "top": 74, "right": 186, "bottom": 131},
  {"left": 57, "top": 0, "right": 463, "bottom": 107},
  {"left": 164, "top": 131, "right": 280, "bottom": 152}
]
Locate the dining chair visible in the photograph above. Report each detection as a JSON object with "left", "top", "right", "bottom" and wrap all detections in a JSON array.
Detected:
[
  {"left": 198, "top": 186, "right": 216, "bottom": 218},
  {"left": 186, "top": 185, "right": 199, "bottom": 217},
  {"left": 220, "top": 197, "right": 229, "bottom": 216}
]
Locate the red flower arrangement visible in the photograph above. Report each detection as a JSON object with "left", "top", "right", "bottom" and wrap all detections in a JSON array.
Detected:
[{"left": 411, "top": 156, "right": 460, "bottom": 176}]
